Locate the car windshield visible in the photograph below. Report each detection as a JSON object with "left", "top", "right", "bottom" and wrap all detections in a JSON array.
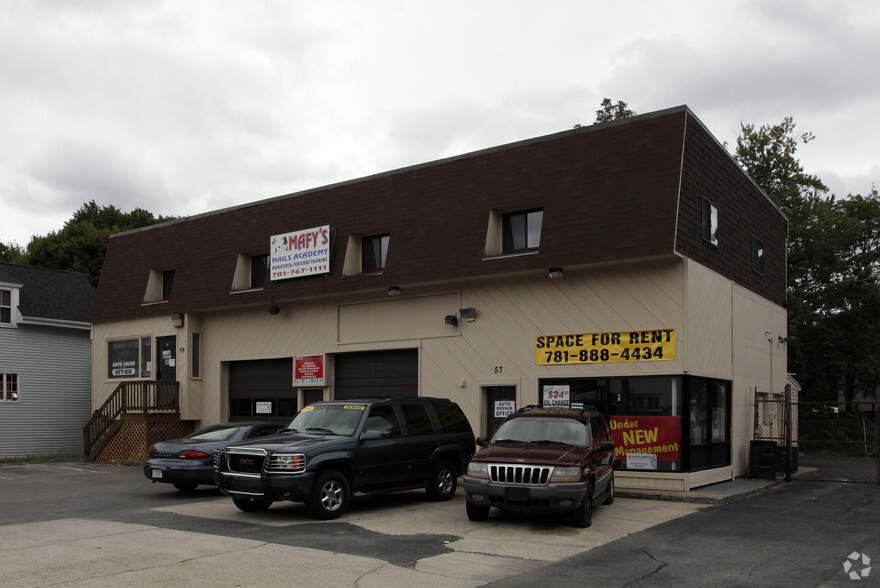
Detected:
[
  {"left": 492, "top": 417, "right": 588, "bottom": 446},
  {"left": 284, "top": 404, "right": 365, "bottom": 436},
  {"left": 187, "top": 425, "right": 240, "bottom": 442}
]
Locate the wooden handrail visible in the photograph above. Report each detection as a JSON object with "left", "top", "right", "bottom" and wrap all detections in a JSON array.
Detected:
[{"left": 83, "top": 381, "right": 180, "bottom": 457}]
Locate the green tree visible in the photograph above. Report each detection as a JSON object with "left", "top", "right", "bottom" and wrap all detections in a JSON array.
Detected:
[
  {"left": 735, "top": 119, "right": 880, "bottom": 403},
  {"left": 594, "top": 98, "right": 636, "bottom": 123},
  {"left": 17, "top": 200, "right": 174, "bottom": 286},
  {"left": 574, "top": 98, "right": 636, "bottom": 128},
  {"left": 0, "top": 241, "right": 26, "bottom": 264}
]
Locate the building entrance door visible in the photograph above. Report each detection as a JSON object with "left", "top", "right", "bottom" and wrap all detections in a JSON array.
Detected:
[
  {"left": 155, "top": 336, "right": 176, "bottom": 382},
  {"left": 484, "top": 386, "right": 516, "bottom": 439}
]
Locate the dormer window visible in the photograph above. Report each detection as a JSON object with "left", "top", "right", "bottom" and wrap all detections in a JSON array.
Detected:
[
  {"left": 143, "top": 269, "right": 176, "bottom": 304},
  {"left": 362, "top": 234, "right": 390, "bottom": 273},
  {"left": 503, "top": 208, "right": 543, "bottom": 253},
  {"left": 343, "top": 233, "right": 390, "bottom": 276},
  {"left": 0, "top": 289, "right": 10, "bottom": 324},
  {"left": 162, "top": 270, "right": 175, "bottom": 300}
]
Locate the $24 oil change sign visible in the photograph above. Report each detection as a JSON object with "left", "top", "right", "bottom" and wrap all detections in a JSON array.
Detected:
[{"left": 535, "top": 328, "right": 676, "bottom": 365}]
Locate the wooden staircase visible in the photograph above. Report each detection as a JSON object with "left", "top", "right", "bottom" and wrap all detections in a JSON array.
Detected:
[{"left": 83, "top": 381, "right": 192, "bottom": 462}]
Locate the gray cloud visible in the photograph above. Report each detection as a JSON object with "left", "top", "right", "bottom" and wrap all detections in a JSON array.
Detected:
[{"left": 1, "top": 0, "right": 877, "bottom": 245}]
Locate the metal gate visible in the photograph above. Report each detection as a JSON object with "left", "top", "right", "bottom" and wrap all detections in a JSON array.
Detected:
[{"left": 753, "top": 390, "right": 880, "bottom": 484}]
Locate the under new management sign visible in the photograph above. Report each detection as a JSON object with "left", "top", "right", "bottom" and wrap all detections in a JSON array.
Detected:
[{"left": 270, "top": 225, "right": 330, "bottom": 281}]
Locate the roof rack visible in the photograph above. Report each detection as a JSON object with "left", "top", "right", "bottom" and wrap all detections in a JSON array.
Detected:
[{"left": 515, "top": 404, "right": 598, "bottom": 416}]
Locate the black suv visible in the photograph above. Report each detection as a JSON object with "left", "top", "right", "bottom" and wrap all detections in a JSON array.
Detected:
[
  {"left": 215, "top": 397, "right": 475, "bottom": 520},
  {"left": 463, "top": 405, "right": 614, "bottom": 527}
]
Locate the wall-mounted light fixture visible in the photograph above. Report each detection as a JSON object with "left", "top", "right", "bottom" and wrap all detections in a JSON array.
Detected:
[
  {"left": 459, "top": 307, "right": 476, "bottom": 321},
  {"left": 548, "top": 267, "right": 564, "bottom": 279},
  {"left": 171, "top": 313, "right": 184, "bottom": 328},
  {"left": 444, "top": 314, "right": 458, "bottom": 326},
  {"left": 388, "top": 286, "right": 401, "bottom": 296},
  {"left": 268, "top": 305, "right": 280, "bottom": 315},
  {"left": 778, "top": 336, "right": 788, "bottom": 344}
]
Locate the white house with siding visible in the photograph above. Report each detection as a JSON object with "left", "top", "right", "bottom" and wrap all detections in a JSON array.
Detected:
[{"left": 0, "top": 263, "right": 94, "bottom": 458}]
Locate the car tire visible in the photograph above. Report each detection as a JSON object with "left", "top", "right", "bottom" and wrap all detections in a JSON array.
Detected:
[
  {"left": 466, "top": 499, "right": 490, "bottom": 521},
  {"left": 232, "top": 498, "right": 272, "bottom": 512},
  {"left": 571, "top": 482, "right": 593, "bottom": 528},
  {"left": 603, "top": 474, "right": 615, "bottom": 505},
  {"left": 426, "top": 460, "right": 457, "bottom": 501},
  {"left": 308, "top": 470, "right": 350, "bottom": 520},
  {"left": 173, "top": 482, "right": 198, "bottom": 492}
]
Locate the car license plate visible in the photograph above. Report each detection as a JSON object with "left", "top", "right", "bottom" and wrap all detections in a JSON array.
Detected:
[
  {"left": 151, "top": 468, "right": 163, "bottom": 479},
  {"left": 505, "top": 486, "right": 530, "bottom": 501}
]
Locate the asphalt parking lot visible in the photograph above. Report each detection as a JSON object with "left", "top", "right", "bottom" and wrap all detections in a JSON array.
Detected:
[
  {"left": 0, "top": 461, "right": 704, "bottom": 587},
  {"left": 3, "top": 462, "right": 879, "bottom": 587}
]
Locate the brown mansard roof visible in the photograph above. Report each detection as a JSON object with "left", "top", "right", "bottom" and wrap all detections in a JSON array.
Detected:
[{"left": 91, "top": 106, "right": 787, "bottom": 324}]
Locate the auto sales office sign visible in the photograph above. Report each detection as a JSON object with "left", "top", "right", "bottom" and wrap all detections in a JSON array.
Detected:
[{"left": 271, "top": 225, "right": 330, "bottom": 281}]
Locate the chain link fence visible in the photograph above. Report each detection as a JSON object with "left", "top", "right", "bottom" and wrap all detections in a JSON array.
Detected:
[{"left": 753, "top": 393, "right": 879, "bottom": 484}]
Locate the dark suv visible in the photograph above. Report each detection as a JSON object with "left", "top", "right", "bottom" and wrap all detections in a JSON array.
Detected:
[
  {"left": 215, "top": 397, "right": 475, "bottom": 520},
  {"left": 463, "top": 405, "right": 614, "bottom": 527}
]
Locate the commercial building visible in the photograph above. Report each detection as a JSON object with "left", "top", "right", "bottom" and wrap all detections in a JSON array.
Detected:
[{"left": 89, "top": 106, "right": 789, "bottom": 491}]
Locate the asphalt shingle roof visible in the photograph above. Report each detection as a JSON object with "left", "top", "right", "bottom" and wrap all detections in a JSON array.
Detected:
[{"left": 0, "top": 263, "right": 95, "bottom": 323}]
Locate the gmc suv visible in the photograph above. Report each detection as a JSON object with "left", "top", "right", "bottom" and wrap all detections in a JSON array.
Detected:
[
  {"left": 463, "top": 404, "right": 614, "bottom": 527},
  {"left": 215, "top": 397, "right": 475, "bottom": 520}
]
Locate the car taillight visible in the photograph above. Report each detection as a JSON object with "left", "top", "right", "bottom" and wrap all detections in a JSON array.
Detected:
[{"left": 178, "top": 450, "right": 211, "bottom": 460}]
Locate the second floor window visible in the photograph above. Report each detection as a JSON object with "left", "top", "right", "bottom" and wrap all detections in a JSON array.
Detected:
[
  {"left": 0, "top": 289, "right": 10, "bottom": 324},
  {"left": 503, "top": 209, "right": 543, "bottom": 253},
  {"left": 162, "top": 270, "right": 176, "bottom": 300},
  {"left": 752, "top": 236, "right": 764, "bottom": 274},
  {"left": 702, "top": 198, "right": 719, "bottom": 246},
  {"left": 251, "top": 254, "right": 269, "bottom": 288},
  {"left": 362, "top": 234, "right": 390, "bottom": 272}
]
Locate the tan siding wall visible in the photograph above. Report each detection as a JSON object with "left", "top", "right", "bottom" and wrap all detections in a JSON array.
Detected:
[
  {"left": 731, "top": 284, "right": 789, "bottom": 476},
  {"left": 686, "top": 261, "right": 734, "bottom": 379},
  {"left": 91, "top": 256, "right": 787, "bottom": 490}
]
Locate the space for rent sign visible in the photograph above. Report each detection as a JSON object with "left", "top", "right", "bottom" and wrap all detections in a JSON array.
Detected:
[
  {"left": 270, "top": 225, "right": 330, "bottom": 281},
  {"left": 535, "top": 328, "right": 676, "bottom": 365}
]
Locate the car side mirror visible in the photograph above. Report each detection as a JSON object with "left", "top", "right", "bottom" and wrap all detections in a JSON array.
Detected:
[
  {"left": 476, "top": 436, "right": 489, "bottom": 447},
  {"left": 361, "top": 430, "right": 383, "bottom": 441},
  {"left": 598, "top": 440, "right": 614, "bottom": 452}
]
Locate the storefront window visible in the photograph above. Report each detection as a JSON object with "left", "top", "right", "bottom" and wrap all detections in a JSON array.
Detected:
[
  {"left": 687, "top": 377, "right": 731, "bottom": 471},
  {"left": 540, "top": 376, "right": 683, "bottom": 473},
  {"left": 539, "top": 375, "right": 732, "bottom": 474}
]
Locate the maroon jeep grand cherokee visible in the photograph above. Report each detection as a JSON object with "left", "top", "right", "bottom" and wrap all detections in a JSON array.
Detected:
[{"left": 463, "top": 404, "right": 615, "bottom": 527}]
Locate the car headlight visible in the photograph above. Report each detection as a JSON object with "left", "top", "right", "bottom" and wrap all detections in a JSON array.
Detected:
[
  {"left": 550, "top": 466, "right": 581, "bottom": 482},
  {"left": 466, "top": 462, "right": 489, "bottom": 478}
]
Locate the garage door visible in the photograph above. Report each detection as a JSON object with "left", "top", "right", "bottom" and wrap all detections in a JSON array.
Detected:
[
  {"left": 228, "top": 358, "right": 296, "bottom": 421},
  {"left": 334, "top": 349, "right": 418, "bottom": 400}
]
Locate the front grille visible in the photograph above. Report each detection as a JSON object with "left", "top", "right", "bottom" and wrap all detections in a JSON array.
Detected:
[
  {"left": 489, "top": 464, "right": 552, "bottom": 486},
  {"left": 224, "top": 448, "right": 268, "bottom": 474}
]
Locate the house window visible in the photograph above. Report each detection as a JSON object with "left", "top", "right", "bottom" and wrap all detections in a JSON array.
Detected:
[
  {"left": 0, "top": 289, "right": 10, "bottom": 324},
  {"left": 1, "top": 373, "right": 19, "bottom": 401},
  {"left": 702, "top": 198, "right": 719, "bottom": 246},
  {"left": 251, "top": 254, "right": 269, "bottom": 288},
  {"left": 162, "top": 270, "right": 176, "bottom": 300},
  {"left": 503, "top": 208, "right": 543, "bottom": 253},
  {"left": 362, "top": 234, "right": 390, "bottom": 273},
  {"left": 752, "top": 236, "right": 764, "bottom": 274}
]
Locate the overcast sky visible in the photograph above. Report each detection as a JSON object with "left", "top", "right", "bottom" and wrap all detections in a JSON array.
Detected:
[{"left": 2, "top": 1, "right": 878, "bottom": 246}]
